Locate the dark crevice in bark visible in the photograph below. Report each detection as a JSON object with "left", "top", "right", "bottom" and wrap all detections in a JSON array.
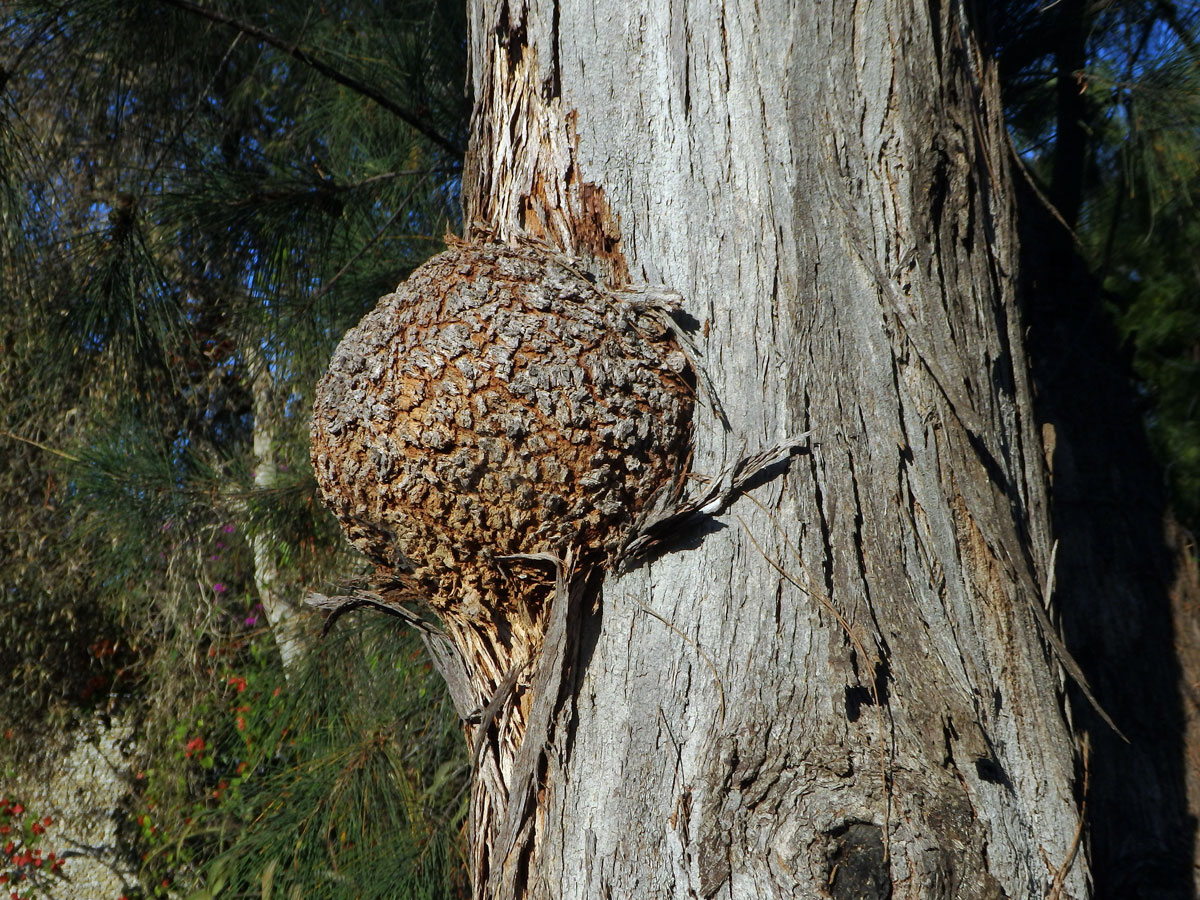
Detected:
[
  {"left": 928, "top": 0, "right": 945, "bottom": 67},
  {"left": 807, "top": 436, "right": 838, "bottom": 607},
  {"left": 825, "top": 821, "right": 892, "bottom": 900},
  {"left": 961, "top": 171, "right": 979, "bottom": 255},
  {"left": 962, "top": 428, "right": 1014, "bottom": 508},
  {"left": 697, "top": 752, "right": 734, "bottom": 899},
  {"left": 1017, "top": 177, "right": 1197, "bottom": 899},
  {"left": 972, "top": 750, "right": 1011, "bottom": 789},
  {"left": 497, "top": 0, "right": 528, "bottom": 69},
  {"left": 845, "top": 657, "right": 890, "bottom": 723},
  {"left": 846, "top": 450, "right": 872, "bottom": 604},
  {"left": 942, "top": 717, "right": 959, "bottom": 767},
  {"left": 548, "top": 0, "right": 560, "bottom": 98},
  {"left": 554, "top": 581, "right": 602, "bottom": 775},
  {"left": 845, "top": 684, "right": 871, "bottom": 722}
]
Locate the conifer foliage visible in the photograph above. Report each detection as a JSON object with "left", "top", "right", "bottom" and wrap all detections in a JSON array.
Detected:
[{"left": 1, "top": 1, "right": 470, "bottom": 896}]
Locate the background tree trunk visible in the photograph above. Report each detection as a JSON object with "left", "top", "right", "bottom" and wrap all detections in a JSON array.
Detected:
[
  {"left": 247, "top": 344, "right": 308, "bottom": 672},
  {"left": 461, "top": 1, "right": 1088, "bottom": 896},
  {"left": 1018, "top": 184, "right": 1200, "bottom": 899}
]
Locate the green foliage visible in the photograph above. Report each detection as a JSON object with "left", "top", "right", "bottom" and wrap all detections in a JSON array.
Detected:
[
  {"left": 132, "top": 617, "right": 466, "bottom": 900},
  {"left": 1099, "top": 195, "right": 1200, "bottom": 525},
  {"left": 0, "top": 0, "right": 470, "bottom": 896}
]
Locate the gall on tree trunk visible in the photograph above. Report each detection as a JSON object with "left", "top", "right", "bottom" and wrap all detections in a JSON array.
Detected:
[
  {"left": 312, "top": 2, "right": 1099, "bottom": 898},
  {"left": 459, "top": 0, "right": 1089, "bottom": 897}
]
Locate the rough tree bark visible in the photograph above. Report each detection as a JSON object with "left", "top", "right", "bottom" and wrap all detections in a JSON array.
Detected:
[
  {"left": 456, "top": 1, "right": 1088, "bottom": 897},
  {"left": 313, "top": 1, "right": 1099, "bottom": 898}
]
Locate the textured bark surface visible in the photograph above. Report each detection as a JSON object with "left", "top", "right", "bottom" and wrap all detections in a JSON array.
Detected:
[
  {"left": 453, "top": 0, "right": 1087, "bottom": 898},
  {"left": 311, "top": 242, "right": 693, "bottom": 611}
]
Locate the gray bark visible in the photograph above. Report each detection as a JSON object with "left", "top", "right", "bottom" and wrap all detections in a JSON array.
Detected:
[
  {"left": 248, "top": 346, "right": 306, "bottom": 672},
  {"left": 457, "top": 1, "right": 1086, "bottom": 897}
]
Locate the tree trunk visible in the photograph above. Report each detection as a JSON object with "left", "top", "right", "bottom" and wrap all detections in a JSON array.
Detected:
[
  {"left": 451, "top": 1, "right": 1087, "bottom": 898},
  {"left": 247, "top": 345, "right": 307, "bottom": 671}
]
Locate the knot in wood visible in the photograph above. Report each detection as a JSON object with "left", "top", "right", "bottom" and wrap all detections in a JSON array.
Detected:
[{"left": 310, "top": 243, "right": 694, "bottom": 614}]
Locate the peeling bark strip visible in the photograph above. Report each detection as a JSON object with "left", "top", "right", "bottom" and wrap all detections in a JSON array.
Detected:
[{"left": 462, "top": 2, "right": 627, "bottom": 284}]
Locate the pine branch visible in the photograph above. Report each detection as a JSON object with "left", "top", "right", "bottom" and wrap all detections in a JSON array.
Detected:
[
  {"left": 0, "top": 430, "right": 80, "bottom": 462},
  {"left": 308, "top": 171, "right": 432, "bottom": 305},
  {"left": 156, "top": 0, "right": 464, "bottom": 157},
  {"left": 1155, "top": 1, "right": 1200, "bottom": 57}
]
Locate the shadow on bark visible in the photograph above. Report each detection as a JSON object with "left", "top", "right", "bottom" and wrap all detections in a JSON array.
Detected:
[
  {"left": 1018, "top": 180, "right": 1199, "bottom": 899},
  {"left": 825, "top": 822, "right": 892, "bottom": 900}
]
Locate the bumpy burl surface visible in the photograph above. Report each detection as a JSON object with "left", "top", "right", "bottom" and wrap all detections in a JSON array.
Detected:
[{"left": 310, "top": 243, "right": 694, "bottom": 615}]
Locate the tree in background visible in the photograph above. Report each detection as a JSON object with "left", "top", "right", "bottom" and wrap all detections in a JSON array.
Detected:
[
  {"left": 997, "top": 3, "right": 1200, "bottom": 893},
  {"left": 1, "top": 1, "right": 470, "bottom": 896},
  {"left": 999, "top": 0, "right": 1200, "bottom": 528}
]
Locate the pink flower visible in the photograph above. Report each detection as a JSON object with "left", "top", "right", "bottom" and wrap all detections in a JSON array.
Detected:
[
  {"left": 213, "top": 583, "right": 226, "bottom": 594},
  {"left": 244, "top": 615, "right": 258, "bottom": 626},
  {"left": 222, "top": 524, "right": 235, "bottom": 534}
]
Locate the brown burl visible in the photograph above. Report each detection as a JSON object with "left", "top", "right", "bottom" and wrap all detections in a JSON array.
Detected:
[{"left": 310, "top": 240, "right": 694, "bottom": 687}]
